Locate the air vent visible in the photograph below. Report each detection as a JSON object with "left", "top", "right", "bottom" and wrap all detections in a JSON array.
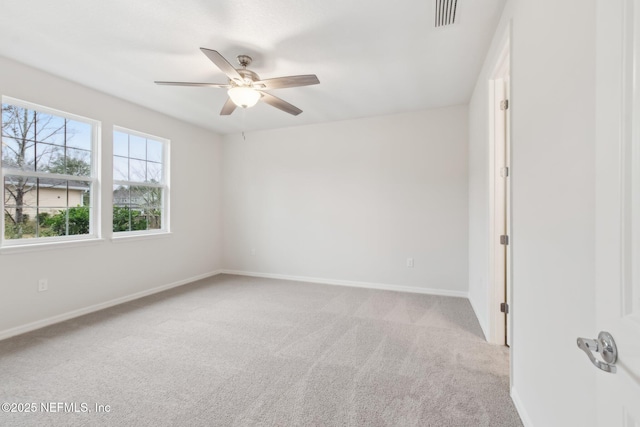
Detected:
[{"left": 435, "top": 0, "right": 458, "bottom": 27}]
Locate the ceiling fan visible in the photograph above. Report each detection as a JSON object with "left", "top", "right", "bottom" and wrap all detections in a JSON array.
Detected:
[{"left": 155, "top": 48, "right": 320, "bottom": 116}]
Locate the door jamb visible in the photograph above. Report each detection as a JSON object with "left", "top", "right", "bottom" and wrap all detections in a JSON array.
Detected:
[{"left": 488, "top": 30, "right": 512, "bottom": 346}]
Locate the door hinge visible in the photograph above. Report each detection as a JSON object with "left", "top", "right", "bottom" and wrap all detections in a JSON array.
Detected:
[
  {"left": 500, "top": 235, "right": 509, "bottom": 245},
  {"left": 500, "top": 167, "right": 509, "bottom": 177},
  {"left": 500, "top": 302, "right": 509, "bottom": 314},
  {"left": 500, "top": 99, "right": 509, "bottom": 110}
]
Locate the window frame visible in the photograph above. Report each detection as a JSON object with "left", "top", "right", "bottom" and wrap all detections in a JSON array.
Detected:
[
  {"left": 111, "top": 126, "right": 170, "bottom": 237},
  {"left": 1, "top": 96, "right": 101, "bottom": 248}
]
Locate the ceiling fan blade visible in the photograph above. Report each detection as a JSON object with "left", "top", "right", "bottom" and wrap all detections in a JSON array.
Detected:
[
  {"left": 255, "top": 75, "right": 320, "bottom": 90},
  {"left": 259, "top": 91, "right": 303, "bottom": 116},
  {"left": 220, "top": 97, "right": 237, "bottom": 116},
  {"left": 200, "top": 48, "right": 243, "bottom": 82},
  {"left": 154, "top": 81, "right": 230, "bottom": 88}
]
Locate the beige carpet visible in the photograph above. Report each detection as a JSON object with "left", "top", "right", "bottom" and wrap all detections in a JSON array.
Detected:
[{"left": 0, "top": 274, "right": 522, "bottom": 426}]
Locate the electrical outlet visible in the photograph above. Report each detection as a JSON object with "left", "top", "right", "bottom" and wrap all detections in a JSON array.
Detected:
[
  {"left": 407, "top": 258, "right": 414, "bottom": 268},
  {"left": 38, "top": 279, "right": 48, "bottom": 292}
]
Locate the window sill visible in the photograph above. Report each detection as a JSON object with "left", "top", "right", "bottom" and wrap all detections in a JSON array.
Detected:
[
  {"left": 111, "top": 231, "right": 172, "bottom": 244},
  {"left": 0, "top": 237, "right": 105, "bottom": 255}
]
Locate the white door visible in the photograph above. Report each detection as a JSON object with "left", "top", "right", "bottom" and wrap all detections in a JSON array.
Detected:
[
  {"left": 594, "top": 0, "right": 640, "bottom": 425},
  {"left": 493, "top": 75, "right": 511, "bottom": 347}
]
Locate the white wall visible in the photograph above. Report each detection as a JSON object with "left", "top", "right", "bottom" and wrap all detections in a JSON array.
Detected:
[
  {"left": 467, "top": 65, "right": 495, "bottom": 337},
  {"left": 467, "top": 1, "right": 513, "bottom": 346},
  {"left": 222, "top": 106, "right": 468, "bottom": 295},
  {"left": 0, "top": 56, "right": 223, "bottom": 337},
  {"left": 468, "top": 0, "right": 597, "bottom": 425}
]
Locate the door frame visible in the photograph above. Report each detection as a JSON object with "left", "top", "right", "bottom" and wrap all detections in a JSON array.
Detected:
[
  {"left": 488, "top": 28, "right": 512, "bottom": 346},
  {"left": 595, "top": 0, "right": 640, "bottom": 424}
]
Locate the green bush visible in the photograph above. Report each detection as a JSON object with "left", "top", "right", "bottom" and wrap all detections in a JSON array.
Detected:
[
  {"left": 5, "top": 205, "right": 157, "bottom": 238},
  {"left": 112, "top": 206, "right": 147, "bottom": 232},
  {"left": 42, "top": 206, "right": 90, "bottom": 236}
]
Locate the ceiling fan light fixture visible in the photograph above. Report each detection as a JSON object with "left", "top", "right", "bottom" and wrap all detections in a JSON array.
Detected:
[
  {"left": 156, "top": 48, "right": 319, "bottom": 116},
  {"left": 228, "top": 86, "right": 261, "bottom": 108}
]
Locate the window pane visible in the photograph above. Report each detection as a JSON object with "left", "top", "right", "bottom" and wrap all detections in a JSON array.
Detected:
[
  {"left": 4, "top": 176, "right": 36, "bottom": 240},
  {"left": 66, "top": 120, "right": 92, "bottom": 150},
  {"left": 147, "top": 139, "right": 163, "bottom": 163},
  {"left": 5, "top": 206, "right": 38, "bottom": 240},
  {"left": 2, "top": 137, "right": 35, "bottom": 171},
  {"left": 1, "top": 138, "right": 19, "bottom": 169},
  {"left": 127, "top": 186, "right": 147, "bottom": 231},
  {"left": 36, "top": 113, "right": 66, "bottom": 145},
  {"left": 147, "top": 162, "right": 162, "bottom": 183},
  {"left": 129, "top": 135, "right": 146, "bottom": 160},
  {"left": 130, "top": 158, "right": 146, "bottom": 182},
  {"left": 147, "top": 187, "right": 162, "bottom": 208},
  {"left": 65, "top": 206, "right": 91, "bottom": 236},
  {"left": 113, "top": 131, "right": 129, "bottom": 157},
  {"left": 4, "top": 175, "right": 37, "bottom": 210},
  {"left": 2, "top": 105, "right": 35, "bottom": 141},
  {"left": 3, "top": 173, "right": 38, "bottom": 238},
  {"left": 49, "top": 208, "right": 69, "bottom": 236},
  {"left": 68, "top": 180, "right": 91, "bottom": 208},
  {"left": 113, "top": 205, "right": 131, "bottom": 232},
  {"left": 131, "top": 209, "right": 148, "bottom": 231},
  {"left": 113, "top": 185, "right": 131, "bottom": 232},
  {"left": 65, "top": 147, "right": 92, "bottom": 176},
  {"left": 130, "top": 186, "right": 146, "bottom": 208},
  {"left": 37, "top": 178, "right": 67, "bottom": 210},
  {"left": 148, "top": 209, "right": 162, "bottom": 230},
  {"left": 113, "top": 156, "right": 129, "bottom": 181},
  {"left": 113, "top": 184, "right": 129, "bottom": 207},
  {"left": 35, "top": 142, "right": 63, "bottom": 173}
]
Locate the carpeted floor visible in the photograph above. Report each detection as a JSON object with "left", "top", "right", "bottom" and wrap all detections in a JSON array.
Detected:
[{"left": 0, "top": 274, "right": 522, "bottom": 426}]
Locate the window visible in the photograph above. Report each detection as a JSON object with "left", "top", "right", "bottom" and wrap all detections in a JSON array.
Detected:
[
  {"left": 113, "top": 128, "right": 168, "bottom": 234},
  {"left": 1, "top": 98, "right": 99, "bottom": 245}
]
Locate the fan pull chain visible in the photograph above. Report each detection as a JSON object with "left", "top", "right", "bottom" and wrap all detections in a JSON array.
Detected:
[{"left": 241, "top": 107, "right": 247, "bottom": 140}]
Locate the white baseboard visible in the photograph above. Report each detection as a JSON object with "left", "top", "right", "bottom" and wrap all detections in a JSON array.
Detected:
[
  {"left": 220, "top": 270, "right": 469, "bottom": 298},
  {"left": 0, "top": 270, "right": 223, "bottom": 341},
  {"left": 1, "top": 269, "right": 468, "bottom": 341},
  {"left": 511, "top": 387, "right": 534, "bottom": 427}
]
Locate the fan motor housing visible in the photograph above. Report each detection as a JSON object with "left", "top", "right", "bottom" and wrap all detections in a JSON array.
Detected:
[{"left": 234, "top": 68, "right": 260, "bottom": 85}]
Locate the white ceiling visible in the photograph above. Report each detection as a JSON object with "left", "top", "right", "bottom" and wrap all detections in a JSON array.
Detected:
[{"left": 0, "top": 0, "right": 506, "bottom": 134}]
